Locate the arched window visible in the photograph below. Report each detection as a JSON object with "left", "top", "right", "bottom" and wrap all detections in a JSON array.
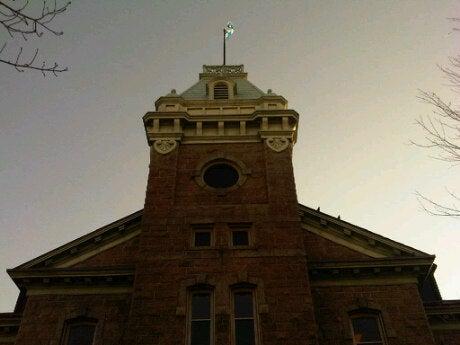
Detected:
[
  {"left": 232, "top": 287, "right": 258, "bottom": 345},
  {"left": 213, "top": 82, "right": 229, "bottom": 99},
  {"left": 62, "top": 316, "right": 97, "bottom": 345},
  {"left": 350, "top": 309, "right": 386, "bottom": 345},
  {"left": 188, "top": 286, "right": 214, "bottom": 345}
]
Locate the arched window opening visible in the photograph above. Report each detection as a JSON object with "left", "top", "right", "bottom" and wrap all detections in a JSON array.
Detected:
[
  {"left": 188, "top": 287, "right": 214, "bottom": 345},
  {"left": 62, "top": 317, "right": 97, "bottom": 345},
  {"left": 213, "top": 82, "right": 229, "bottom": 99},
  {"left": 350, "top": 310, "right": 386, "bottom": 345}
]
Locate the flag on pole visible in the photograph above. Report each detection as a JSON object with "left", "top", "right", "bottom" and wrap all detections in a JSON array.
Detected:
[{"left": 224, "top": 21, "right": 235, "bottom": 40}]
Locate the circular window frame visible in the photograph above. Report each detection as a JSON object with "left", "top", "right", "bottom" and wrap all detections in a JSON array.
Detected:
[{"left": 193, "top": 154, "right": 250, "bottom": 194}]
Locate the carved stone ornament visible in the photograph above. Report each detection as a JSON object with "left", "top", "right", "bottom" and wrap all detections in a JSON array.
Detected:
[
  {"left": 265, "top": 137, "right": 290, "bottom": 152},
  {"left": 153, "top": 138, "right": 177, "bottom": 154},
  {"left": 203, "top": 65, "right": 244, "bottom": 75}
]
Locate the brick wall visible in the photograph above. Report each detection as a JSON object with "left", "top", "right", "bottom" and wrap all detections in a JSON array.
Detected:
[
  {"left": 432, "top": 329, "right": 460, "bottom": 345},
  {"left": 312, "top": 284, "right": 436, "bottom": 345},
  {"left": 72, "top": 237, "right": 139, "bottom": 268},
  {"left": 14, "top": 294, "right": 131, "bottom": 345}
]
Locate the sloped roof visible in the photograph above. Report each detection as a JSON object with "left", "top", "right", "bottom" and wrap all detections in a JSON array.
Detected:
[
  {"left": 9, "top": 204, "right": 432, "bottom": 272},
  {"left": 12, "top": 210, "right": 142, "bottom": 270},
  {"left": 298, "top": 204, "right": 432, "bottom": 258},
  {"left": 180, "top": 78, "right": 267, "bottom": 100}
]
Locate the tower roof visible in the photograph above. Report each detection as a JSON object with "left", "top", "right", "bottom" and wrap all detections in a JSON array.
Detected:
[{"left": 180, "top": 65, "right": 268, "bottom": 100}]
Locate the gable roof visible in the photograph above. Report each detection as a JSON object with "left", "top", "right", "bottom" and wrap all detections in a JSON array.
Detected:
[
  {"left": 13, "top": 210, "right": 142, "bottom": 270},
  {"left": 299, "top": 204, "right": 432, "bottom": 258},
  {"left": 9, "top": 204, "right": 432, "bottom": 274}
]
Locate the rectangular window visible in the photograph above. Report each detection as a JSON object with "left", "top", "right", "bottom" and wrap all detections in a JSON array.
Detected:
[
  {"left": 233, "top": 291, "right": 256, "bottom": 345},
  {"left": 194, "top": 231, "right": 211, "bottom": 247},
  {"left": 192, "top": 224, "right": 213, "bottom": 248},
  {"left": 190, "top": 292, "right": 212, "bottom": 345},
  {"left": 351, "top": 315, "right": 385, "bottom": 345},
  {"left": 229, "top": 223, "right": 252, "bottom": 247},
  {"left": 232, "top": 231, "right": 249, "bottom": 247},
  {"left": 62, "top": 318, "right": 97, "bottom": 345}
]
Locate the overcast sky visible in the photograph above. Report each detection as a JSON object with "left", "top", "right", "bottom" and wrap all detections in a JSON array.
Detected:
[{"left": 1, "top": 0, "right": 459, "bottom": 311}]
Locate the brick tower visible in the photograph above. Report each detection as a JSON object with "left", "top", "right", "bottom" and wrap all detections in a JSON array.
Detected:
[{"left": 123, "top": 64, "right": 319, "bottom": 345}]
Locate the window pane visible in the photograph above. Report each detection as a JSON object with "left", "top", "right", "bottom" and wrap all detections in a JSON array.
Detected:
[
  {"left": 194, "top": 232, "right": 211, "bottom": 247},
  {"left": 235, "top": 319, "right": 255, "bottom": 345},
  {"left": 191, "top": 320, "right": 210, "bottom": 345},
  {"left": 67, "top": 324, "right": 96, "bottom": 345},
  {"left": 232, "top": 231, "right": 249, "bottom": 246},
  {"left": 192, "top": 293, "right": 210, "bottom": 319},
  {"left": 234, "top": 292, "right": 253, "bottom": 318},
  {"left": 352, "top": 317, "right": 382, "bottom": 342}
]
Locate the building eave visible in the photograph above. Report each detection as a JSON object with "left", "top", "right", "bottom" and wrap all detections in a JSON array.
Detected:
[
  {"left": 299, "top": 203, "right": 432, "bottom": 258},
  {"left": 0, "top": 313, "right": 21, "bottom": 343},
  {"left": 12, "top": 210, "right": 143, "bottom": 270},
  {"left": 7, "top": 266, "right": 135, "bottom": 291},
  {"left": 10, "top": 204, "right": 435, "bottom": 274},
  {"left": 425, "top": 300, "right": 460, "bottom": 330}
]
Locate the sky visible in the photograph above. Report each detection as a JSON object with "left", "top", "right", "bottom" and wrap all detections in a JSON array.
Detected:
[{"left": 0, "top": 0, "right": 459, "bottom": 311}]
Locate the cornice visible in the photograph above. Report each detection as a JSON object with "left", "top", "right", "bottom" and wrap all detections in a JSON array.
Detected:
[
  {"left": 299, "top": 204, "right": 432, "bottom": 258},
  {"left": 143, "top": 109, "right": 299, "bottom": 147},
  {"left": 12, "top": 210, "right": 142, "bottom": 270},
  {"left": 154, "top": 95, "right": 288, "bottom": 109},
  {"left": 425, "top": 300, "right": 460, "bottom": 330},
  {"left": 0, "top": 313, "right": 20, "bottom": 342},
  {"left": 8, "top": 266, "right": 134, "bottom": 289},
  {"left": 308, "top": 257, "right": 435, "bottom": 283},
  {"left": 143, "top": 109, "right": 299, "bottom": 122}
]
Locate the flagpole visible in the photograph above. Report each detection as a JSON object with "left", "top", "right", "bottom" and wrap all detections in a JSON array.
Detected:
[{"left": 223, "top": 28, "right": 226, "bottom": 65}]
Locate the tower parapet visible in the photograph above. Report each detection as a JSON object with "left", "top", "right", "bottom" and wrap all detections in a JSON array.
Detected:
[{"left": 143, "top": 65, "right": 298, "bottom": 154}]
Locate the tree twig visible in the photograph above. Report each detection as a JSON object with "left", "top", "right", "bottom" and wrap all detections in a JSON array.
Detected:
[{"left": 0, "top": 0, "right": 70, "bottom": 75}]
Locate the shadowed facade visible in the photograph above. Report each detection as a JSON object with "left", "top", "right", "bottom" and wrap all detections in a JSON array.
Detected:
[{"left": 1, "top": 65, "right": 459, "bottom": 345}]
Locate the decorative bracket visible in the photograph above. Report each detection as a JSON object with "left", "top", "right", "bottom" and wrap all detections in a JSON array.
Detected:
[
  {"left": 153, "top": 138, "right": 178, "bottom": 155},
  {"left": 265, "top": 136, "right": 290, "bottom": 152}
]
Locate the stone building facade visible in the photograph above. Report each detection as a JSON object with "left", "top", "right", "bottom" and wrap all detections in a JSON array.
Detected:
[{"left": 1, "top": 65, "right": 459, "bottom": 345}]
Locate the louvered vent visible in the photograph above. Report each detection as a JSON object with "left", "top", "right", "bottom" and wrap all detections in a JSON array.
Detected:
[{"left": 213, "top": 83, "right": 229, "bottom": 99}]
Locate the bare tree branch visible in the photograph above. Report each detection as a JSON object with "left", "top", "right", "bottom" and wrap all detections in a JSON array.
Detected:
[
  {"left": 416, "top": 191, "right": 460, "bottom": 217},
  {"left": 448, "top": 17, "right": 460, "bottom": 33},
  {"left": 0, "top": 0, "right": 70, "bottom": 37},
  {"left": 413, "top": 18, "right": 459, "bottom": 218},
  {"left": 0, "top": 44, "right": 67, "bottom": 76},
  {"left": 0, "top": 0, "right": 70, "bottom": 75}
]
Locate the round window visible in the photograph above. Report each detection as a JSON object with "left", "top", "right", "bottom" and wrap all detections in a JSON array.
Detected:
[{"left": 203, "top": 163, "right": 239, "bottom": 189}]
